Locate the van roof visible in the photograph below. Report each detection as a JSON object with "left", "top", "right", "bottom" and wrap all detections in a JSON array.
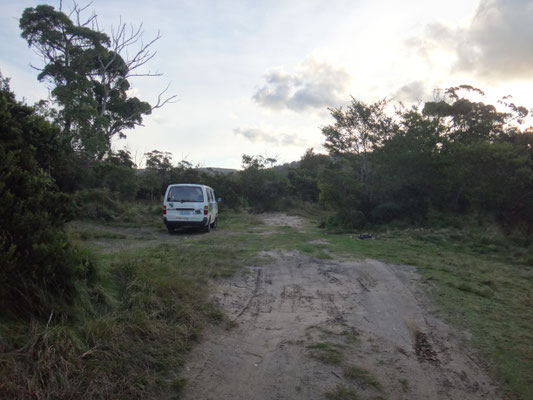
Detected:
[{"left": 167, "top": 183, "right": 212, "bottom": 189}]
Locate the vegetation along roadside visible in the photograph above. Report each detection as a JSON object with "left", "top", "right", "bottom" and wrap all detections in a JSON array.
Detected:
[{"left": 1, "top": 2, "right": 532, "bottom": 399}]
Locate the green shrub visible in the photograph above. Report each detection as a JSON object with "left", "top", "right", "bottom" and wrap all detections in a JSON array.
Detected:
[
  {"left": 0, "top": 76, "right": 94, "bottom": 318},
  {"left": 71, "top": 188, "right": 124, "bottom": 221},
  {"left": 327, "top": 209, "right": 366, "bottom": 230},
  {"left": 92, "top": 162, "right": 138, "bottom": 200},
  {"left": 370, "top": 202, "right": 402, "bottom": 223}
]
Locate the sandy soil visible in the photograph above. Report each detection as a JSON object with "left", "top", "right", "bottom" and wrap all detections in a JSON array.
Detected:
[{"left": 181, "top": 215, "right": 501, "bottom": 400}]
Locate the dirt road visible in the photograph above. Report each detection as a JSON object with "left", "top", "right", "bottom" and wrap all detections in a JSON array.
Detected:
[{"left": 181, "top": 214, "right": 501, "bottom": 399}]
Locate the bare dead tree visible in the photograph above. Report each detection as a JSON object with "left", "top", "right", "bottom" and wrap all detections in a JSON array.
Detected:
[
  {"left": 109, "top": 20, "right": 178, "bottom": 110},
  {"left": 66, "top": 1, "right": 178, "bottom": 114}
]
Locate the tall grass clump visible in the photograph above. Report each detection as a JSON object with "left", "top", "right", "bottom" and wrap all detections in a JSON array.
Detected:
[{"left": 0, "top": 232, "right": 247, "bottom": 398}]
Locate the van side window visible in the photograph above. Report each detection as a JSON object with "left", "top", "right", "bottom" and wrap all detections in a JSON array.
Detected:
[{"left": 207, "top": 189, "right": 212, "bottom": 202}]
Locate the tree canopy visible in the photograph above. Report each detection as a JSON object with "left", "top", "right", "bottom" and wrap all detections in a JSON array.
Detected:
[
  {"left": 19, "top": 4, "right": 173, "bottom": 159},
  {"left": 319, "top": 86, "right": 533, "bottom": 230}
]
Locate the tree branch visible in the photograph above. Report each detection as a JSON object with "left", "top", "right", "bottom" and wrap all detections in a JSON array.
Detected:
[
  {"left": 151, "top": 82, "right": 178, "bottom": 110},
  {"left": 69, "top": 1, "right": 96, "bottom": 27}
]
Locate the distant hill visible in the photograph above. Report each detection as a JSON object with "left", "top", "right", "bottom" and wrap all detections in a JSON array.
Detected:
[
  {"left": 136, "top": 167, "right": 237, "bottom": 175},
  {"left": 197, "top": 167, "right": 237, "bottom": 175}
]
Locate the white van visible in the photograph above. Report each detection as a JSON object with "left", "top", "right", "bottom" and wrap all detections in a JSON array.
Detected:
[{"left": 163, "top": 184, "right": 219, "bottom": 233}]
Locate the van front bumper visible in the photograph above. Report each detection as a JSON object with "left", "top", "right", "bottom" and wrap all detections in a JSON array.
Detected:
[{"left": 164, "top": 217, "right": 208, "bottom": 228}]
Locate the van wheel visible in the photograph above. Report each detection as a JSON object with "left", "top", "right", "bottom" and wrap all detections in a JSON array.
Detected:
[
  {"left": 211, "top": 217, "right": 218, "bottom": 229},
  {"left": 204, "top": 220, "right": 211, "bottom": 233},
  {"left": 167, "top": 226, "right": 174, "bottom": 234}
]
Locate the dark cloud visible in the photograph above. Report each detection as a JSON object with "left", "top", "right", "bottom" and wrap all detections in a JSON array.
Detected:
[
  {"left": 253, "top": 59, "right": 351, "bottom": 112},
  {"left": 233, "top": 127, "right": 307, "bottom": 146},
  {"left": 411, "top": 0, "right": 533, "bottom": 81}
]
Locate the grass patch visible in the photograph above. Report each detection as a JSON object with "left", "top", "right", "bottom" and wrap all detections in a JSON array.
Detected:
[
  {"left": 399, "top": 378, "right": 409, "bottom": 393},
  {"left": 343, "top": 366, "right": 382, "bottom": 390},
  {"left": 325, "top": 384, "right": 360, "bottom": 400},
  {"left": 221, "top": 210, "right": 265, "bottom": 231},
  {"left": 70, "top": 228, "right": 128, "bottom": 240},
  {"left": 340, "top": 328, "right": 360, "bottom": 344},
  {"left": 307, "top": 324, "right": 360, "bottom": 345},
  {"left": 306, "top": 341, "right": 345, "bottom": 365}
]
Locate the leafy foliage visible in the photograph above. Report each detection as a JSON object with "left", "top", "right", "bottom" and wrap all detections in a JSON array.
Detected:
[
  {"left": 20, "top": 5, "right": 152, "bottom": 159},
  {"left": 0, "top": 75, "right": 92, "bottom": 318},
  {"left": 323, "top": 98, "right": 395, "bottom": 155},
  {"left": 320, "top": 87, "right": 533, "bottom": 231}
]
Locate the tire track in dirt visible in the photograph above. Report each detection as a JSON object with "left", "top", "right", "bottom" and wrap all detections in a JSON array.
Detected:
[{"left": 185, "top": 252, "right": 497, "bottom": 400}]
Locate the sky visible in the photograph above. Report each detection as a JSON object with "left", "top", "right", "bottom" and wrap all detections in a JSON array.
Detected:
[{"left": 1, "top": 0, "right": 533, "bottom": 169}]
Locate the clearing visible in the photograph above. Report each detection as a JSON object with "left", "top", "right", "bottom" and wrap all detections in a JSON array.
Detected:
[
  {"left": 180, "top": 213, "right": 501, "bottom": 400},
  {"left": 68, "top": 211, "right": 528, "bottom": 399}
]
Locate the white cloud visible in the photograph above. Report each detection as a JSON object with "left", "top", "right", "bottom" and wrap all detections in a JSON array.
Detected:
[
  {"left": 233, "top": 127, "right": 307, "bottom": 147},
  {"left": 393, "top": 81, "right": 430, "bottom": 103},
  {"left": 253, "top": 58, "right": 351, "bottom": 112}
]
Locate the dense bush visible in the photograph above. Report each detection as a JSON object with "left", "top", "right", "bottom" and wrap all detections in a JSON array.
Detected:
[
  {"left": 239, "top": 156, "right": 291, "bottom": 212},
  {"left": 72, "top": 188, "right": 125, "bottom": 221},
  {"left": 319, "top": 87, "right": 533, "bottom": 232},
  {"left": 91, "top": 162, "right": 139, "bottom": 200},
  {"left": 0, "top": 76, "right": 93, "bottom": 318},
  {"left": 201, "top": 172, "right": 244, "bottom": 211}
]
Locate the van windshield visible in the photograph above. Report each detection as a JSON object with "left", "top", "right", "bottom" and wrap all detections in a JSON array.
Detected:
[{"left": 168, "top": 186, "right": 204, "bottom": 202}]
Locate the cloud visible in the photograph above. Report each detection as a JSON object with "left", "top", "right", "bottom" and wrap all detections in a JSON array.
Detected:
[
  {"left": 233, "top": 127, "right": 307, "bottom": 147},
  {"left": 410, "top": 0, "right": 533, "bottom": 82},
  {"left": 253, "top": 58, "right": 351, "bottom": 112},
  {"left": 393, "top": 81, "right": 429, "bottom": 103}
]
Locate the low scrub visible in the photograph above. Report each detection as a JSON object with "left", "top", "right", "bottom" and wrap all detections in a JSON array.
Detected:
[
  {"left": 71, "top": 188, "right": 126, "bottom": 221},
  {"left": 0, "top": 230, "right": 250, "bottom": 398}
]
